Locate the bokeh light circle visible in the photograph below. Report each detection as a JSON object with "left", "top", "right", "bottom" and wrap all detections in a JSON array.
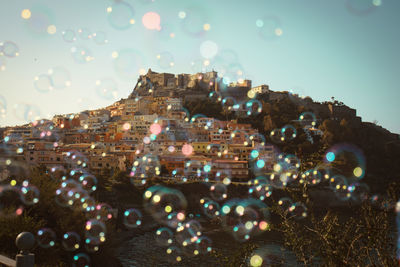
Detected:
[
  {"left": 107, "top": 1, "right": 135, "bottom": 30},
  {"left": 142, "top": 12, "right": 161, "bottom": 31},
  {"left": 200, "top": 40, "right": 218, "bottom": 59}
]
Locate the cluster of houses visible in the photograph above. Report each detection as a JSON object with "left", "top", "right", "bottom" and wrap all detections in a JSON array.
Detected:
[{"left": 1, "top": 69, "right": 365, "bottom": 181}]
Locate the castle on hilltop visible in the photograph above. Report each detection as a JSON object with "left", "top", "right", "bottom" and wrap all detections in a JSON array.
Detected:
[
  {"left": 126, "top": 69, "right": 366, "bottom": 124},
  {"left": 130, "top": 68, "right": 267, "bottom": 101}
]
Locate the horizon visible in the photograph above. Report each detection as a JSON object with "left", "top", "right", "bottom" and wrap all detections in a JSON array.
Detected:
[{"left": 1, "top": 0, "right": 399, "bottom": 133}]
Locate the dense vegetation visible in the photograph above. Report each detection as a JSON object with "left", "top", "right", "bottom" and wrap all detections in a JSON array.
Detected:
[
  {"left": 0, "top": 166, "right": 122, "bottom": 266},
  {"left": 0, "top": 166, "right": 398, "bottom": 266}
]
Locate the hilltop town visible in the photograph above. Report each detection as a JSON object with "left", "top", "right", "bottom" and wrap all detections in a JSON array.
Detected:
[
  {"left": 1, "top": 69, "right": 398, "bottom": 181},
  {"left": 1, "top": 69, "right": 400, "bottom": 267}
]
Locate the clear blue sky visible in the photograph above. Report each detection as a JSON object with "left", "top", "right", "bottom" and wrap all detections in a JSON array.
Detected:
[{"left": 0, "top": 0, "right": 399, "bottom": 133}]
